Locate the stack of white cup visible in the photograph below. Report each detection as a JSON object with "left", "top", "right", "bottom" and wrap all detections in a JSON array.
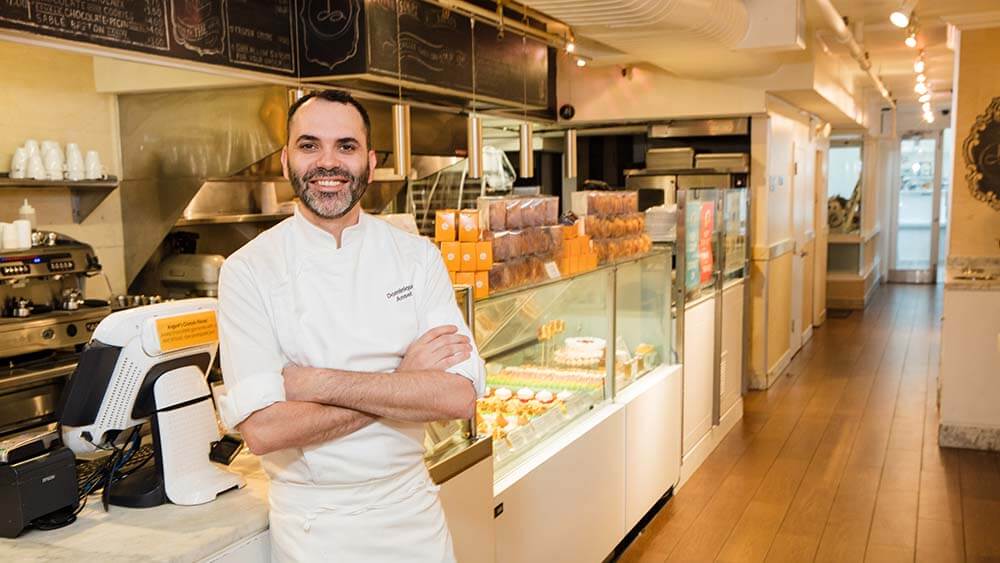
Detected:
[{"left": 8, "top": 139, "right": 103, "bottom": 181}]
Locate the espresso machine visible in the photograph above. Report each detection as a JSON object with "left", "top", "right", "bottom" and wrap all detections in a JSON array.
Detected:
[{"left": 0, "top": 234, "right": 111, "bottom": 439}]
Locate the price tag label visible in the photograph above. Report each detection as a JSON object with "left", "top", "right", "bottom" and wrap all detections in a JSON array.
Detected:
[{"left": 544, "top": 261, "right": 561, "bottom": 279}]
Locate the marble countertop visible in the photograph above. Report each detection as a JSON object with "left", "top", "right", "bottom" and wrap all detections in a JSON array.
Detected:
[
  {"left": 0, "top": 453, "right": 269, "bottom": 563},
  {"left": 944, "top": 258, "right": 1000, "bottom": 291}
]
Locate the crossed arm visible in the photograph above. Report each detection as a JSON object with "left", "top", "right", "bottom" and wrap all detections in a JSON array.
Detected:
[{"left": 236, "top": 326, "right": 476, "bottom": 455}]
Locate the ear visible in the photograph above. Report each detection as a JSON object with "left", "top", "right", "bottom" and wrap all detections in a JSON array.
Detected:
[
  {"left": 368, "top": 149, "right": 377, "bottom": 182},
  {"left": 281, "top": 146, "right": 289, "bottom": 179}
]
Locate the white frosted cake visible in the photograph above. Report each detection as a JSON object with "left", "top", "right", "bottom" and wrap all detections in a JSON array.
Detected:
[{"left": 554, "top": 336, "right": 606, "bottom": 367}]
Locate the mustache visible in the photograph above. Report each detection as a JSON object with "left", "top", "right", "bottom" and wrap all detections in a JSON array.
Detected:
[{"left": 302, "top": 166, "right": 358, "bottom": 183}]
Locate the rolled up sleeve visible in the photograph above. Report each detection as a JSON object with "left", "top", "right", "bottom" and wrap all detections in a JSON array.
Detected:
[
  {"left": 418, "top": 240, "right": 487, "bottom": 397},
  {"left": 216, "top": 258, "right": 286, "bottom": 430}
]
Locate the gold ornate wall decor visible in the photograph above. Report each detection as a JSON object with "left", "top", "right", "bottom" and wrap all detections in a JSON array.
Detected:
[{"left": 963, "top": 97, "right": 1000, "bottom": 211}]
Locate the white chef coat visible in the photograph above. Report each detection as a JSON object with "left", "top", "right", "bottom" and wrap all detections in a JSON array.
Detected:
[{"left": 216, "top": 207, "right": 485, "bottom": 562}]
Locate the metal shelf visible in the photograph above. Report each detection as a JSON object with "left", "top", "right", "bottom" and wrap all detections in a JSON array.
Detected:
[
  {"left": 0, "top": 174, "right": 119, "bottom": 223},
  {"left": 174, "top": 212, "right": 291, "bottom": 227}
]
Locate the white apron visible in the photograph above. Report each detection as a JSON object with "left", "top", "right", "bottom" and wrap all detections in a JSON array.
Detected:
[{"left": 268, "top": 463, "right": 456, "bottom": 563}]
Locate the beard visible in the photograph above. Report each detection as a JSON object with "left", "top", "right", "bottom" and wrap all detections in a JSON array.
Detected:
[{"left": 289, "top": 162, "right": 369, "bottom": 219}]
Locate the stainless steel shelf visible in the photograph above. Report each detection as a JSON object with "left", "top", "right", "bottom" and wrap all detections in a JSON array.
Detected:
[
  {"left": 0, "top": 174, "right": 119, "bottom": 223},
  {"left": 175, "top": 212, "right": 291, "bottom": 226}
]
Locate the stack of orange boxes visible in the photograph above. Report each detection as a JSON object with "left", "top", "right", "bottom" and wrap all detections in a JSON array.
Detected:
[
  {"left": 557, "top": 222, "right": 599, "bottom": 276},
  {"left": 435, "top": 209, "right": 492, "bottom": 299}
]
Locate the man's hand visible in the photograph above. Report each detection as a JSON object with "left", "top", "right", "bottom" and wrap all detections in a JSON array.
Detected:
[{"left": 397, "top": 325, "right": 472, "bottom": 372}]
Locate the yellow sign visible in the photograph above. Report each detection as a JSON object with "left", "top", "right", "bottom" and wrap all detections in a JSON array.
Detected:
[{"left": 155, "top": 310, "right": 218, "bottom": 353}]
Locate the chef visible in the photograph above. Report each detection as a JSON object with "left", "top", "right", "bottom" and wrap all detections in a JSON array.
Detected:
[{"left": 216, "top": 89, "right": 485, "bottom": 562}]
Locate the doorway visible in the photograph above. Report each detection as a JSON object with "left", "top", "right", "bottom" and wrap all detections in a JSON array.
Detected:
[{"left": 888, "top": 130, "right": 949, "bottom": 284}]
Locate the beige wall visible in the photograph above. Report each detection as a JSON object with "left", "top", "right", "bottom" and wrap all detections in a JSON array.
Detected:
[
  {"left": 0, "top": 40, "right": 125, "bottom": 296},
  {"left": 949, "top": 28, "right": 1000, "bottom": 258}
]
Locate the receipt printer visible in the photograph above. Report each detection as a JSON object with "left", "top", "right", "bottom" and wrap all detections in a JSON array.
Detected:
[{"left": 0, "top": 430, "right": 78, "bottom": 538}]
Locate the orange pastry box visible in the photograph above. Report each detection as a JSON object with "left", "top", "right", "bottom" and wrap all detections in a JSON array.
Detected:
[
  {"left": 474, "top": 271, "right": 489, "bottom": 299},
  {"left": 460, "top": 242, "right": 477, "bottom": 272},
  {"left": 449, "top": 271, "right": 457, "bottom": 284},
  {"left": 455, "top": 272, "right": 475, "bottom": 288},
  {"left": 562, "top": 224, "right": 577, "bottom": 240},
  {"left": 568, "top": 255, "right": 579, "bottom": 274},
  {"left": 441, "top": 241, "right": 461, "bottom": 271},
  {"left": 435, "top": 210, "right": 456, "bottom": 242},
  {"left": 476, "top": 241, "right": 493, "bottom": 271},
  {"left": 458, "top": 210, "right": 480, "bottom": 242}
]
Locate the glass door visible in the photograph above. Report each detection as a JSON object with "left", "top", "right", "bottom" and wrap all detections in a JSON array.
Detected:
[{"left": 889, "top": 131, "right": 943, "bottom": 283}]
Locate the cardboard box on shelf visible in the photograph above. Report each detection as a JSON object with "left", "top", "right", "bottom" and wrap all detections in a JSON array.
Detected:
[
  {"left": 435, "top": 210, "right": 456, "bottom": 242},
  {"left": 441, "top": 241, "right": 461, "bottom": 271},
  {"left": 460, "top": 242, "right": 477, "bottom": 272}
]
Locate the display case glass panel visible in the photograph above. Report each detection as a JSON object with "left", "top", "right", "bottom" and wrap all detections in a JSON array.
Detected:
[
  {"left": 683, "top": 188, "right": 721, "bottom": 301},
  {"left": 723, "top": 187, "right": 748, "bottom": 282},
  {"left": 474, "top": 268, "right": 612, "bottom": 479},
  {"left": 614, "top": 250, "right": 672, "bottom": 392},
  {"left": 423, "top": 287, "right": 475, "bottom": 463}
]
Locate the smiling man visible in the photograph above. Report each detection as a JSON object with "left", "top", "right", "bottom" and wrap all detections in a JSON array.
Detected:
[{"left": 216, "top": 90, "right": 484, "bottom": 562}]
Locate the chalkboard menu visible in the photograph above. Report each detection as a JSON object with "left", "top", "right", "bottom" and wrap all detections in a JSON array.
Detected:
[
  {"left": 365, "top": 0, "right": 473, "bottom": 93},
  {"left": 0, "top": 0, "right": 296, "bottom": 75},
  {"left": 473, "top": 21, "right": 547, "bottom": 106},
  {"left": 0, "top": 0, "right": 550, "bottom": 107},
  {"left": 963, "top": 96, "right": 1000, "bottom": 212}
]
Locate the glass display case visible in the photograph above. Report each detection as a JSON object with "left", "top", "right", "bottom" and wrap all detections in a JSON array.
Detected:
[
  {"left": 472, "top": 248, "right": 674, "bottom": 479},
  {"left": 614, "top": 250, "right": 672, "bottom": 392},
  {"left": 474, "top": 267, "right": 611, "bottom": 478},
  {"left": 682, "top": 187, "right": 722, "bottom": 302},
  {"left": 723, "top": 187, "right": 749, "bottom": 283}
]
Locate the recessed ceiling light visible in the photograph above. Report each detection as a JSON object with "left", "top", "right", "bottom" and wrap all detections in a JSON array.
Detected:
[
  {"left": 918, "top": 93, "right": 931, "bottom": 103},
  {"left": 575, "top": 58, "right": 587, "bottom": 67},
  {"left": 922, "top": 102, "right": 931, "bottom": 112},
  {"left": 915, "top": 82, "right": 928, "bottom": 94},
  {"left": 566, "top": 41, "right": 575, "bottom": 54},
  {"left": 905, "top": 33, "right": 918, "bottom": 48},
  {"left": 914, "top": 59, "right": 925, "bottom": 73},
  {"left": 924, "top": 113, "right": 935, "bottom": 123},
  {"left": 916, "top": 73, "right": 926, "bottom": 83}
]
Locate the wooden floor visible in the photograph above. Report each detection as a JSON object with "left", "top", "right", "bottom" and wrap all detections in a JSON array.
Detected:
[{"left": 619, "top": 284, "right": 1000, "bottom": 563}]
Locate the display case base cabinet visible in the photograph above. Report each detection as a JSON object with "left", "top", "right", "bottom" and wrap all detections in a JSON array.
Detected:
[
  {"left": 439, "top": 457, "right": 496, "bottom": 563},
  {"left": 494, "top": 406, "right": 627, "bottom": 563},
  {"left": 619, "top": 365, "right": 683, "bottom": 531},
  {"left": 721, "top": 282, "right": 745, "bottom": 416},
  {"left": 682, "top": 297, "right": 716, "bottom": 461}
]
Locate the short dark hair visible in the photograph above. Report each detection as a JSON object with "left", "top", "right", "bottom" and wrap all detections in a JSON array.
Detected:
[{"left": 287, "top": 89, "right": 372, "bottom": 151}]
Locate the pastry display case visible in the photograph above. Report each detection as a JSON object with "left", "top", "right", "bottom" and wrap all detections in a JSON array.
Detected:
[
  {"left": 681, "top": 186, "right": 723, "bottom": 302},
  {"left": 472, "top": 248, "right": 675, "bottom": 479},
  {"left": 614, "top": 249, "right": 673, "bottom": 392},
  {"left": 723, "top": 187, "right": 749, "bottom": 283},
  {"left": 474, "top": 266, "right": 612, "bottom": 478}
]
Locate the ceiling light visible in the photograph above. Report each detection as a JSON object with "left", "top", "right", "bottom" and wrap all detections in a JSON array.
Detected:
[
  {"left": 922, "top": 102, "right": 931, "bottom": 112},
  {"left": 914, "top": 59, "right": 925, "bottom": 73},
  {"left": 575, "top": 57, "right": 587, "bottom": 67},
  {"left": 566, "top": 41, "right": 575, "bottom": 54},
  {"left": 905, "top": 33, "right": 918, "bottom": 48},
  {"left": 924, "top": 112, "right": 935, "bottom": 123},
  {"left": 915, "top": 82, "right": 928, "bottom": 94},
  {"left": 916, "top": 73, "right": 926, "bottom": 83},
  {"left": 890, "top": 1, "right": 917, "bottom": 28},
  {"left": 918, "top": 93, "right": 931, "bottom": 103}
]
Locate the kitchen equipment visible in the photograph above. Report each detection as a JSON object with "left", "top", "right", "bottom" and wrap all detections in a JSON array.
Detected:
[
  {"left": 59, "top": 299, "right": 243, "bottom": 507},
  {"left": 694, "top": 152, "right": 749, "bottom": 172},
  {"left": 0, "top": 234, "right": 111, "bottom": 440},
  {"left": 0, "top": 444, "right": 78, "bottom": 538},
  {"left": 159, "top": 254, "right": 225, "bottom": 298},
  {"left": 646, "top": 147, "right": 695, "bottom": 170}
]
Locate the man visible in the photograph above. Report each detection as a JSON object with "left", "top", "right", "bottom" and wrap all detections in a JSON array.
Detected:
[{"left": 216, "top": 89, "right": 484, "bottom": 562}]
